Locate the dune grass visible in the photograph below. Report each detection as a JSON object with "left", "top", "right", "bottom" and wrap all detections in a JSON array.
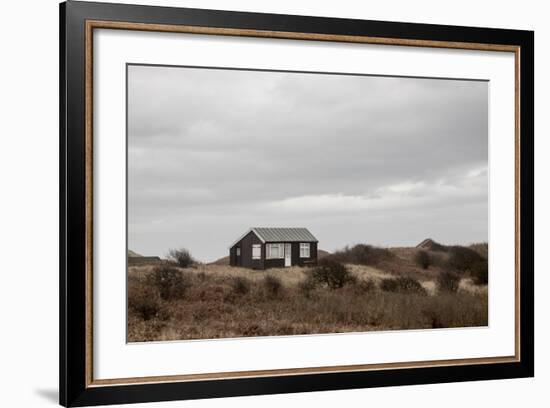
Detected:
[{"left": 127, "top": 263, "right": 487, "bottom": 342}]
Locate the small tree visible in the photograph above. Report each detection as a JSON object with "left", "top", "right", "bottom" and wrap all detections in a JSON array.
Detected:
[
  {"left": 147, "top": 265, "right": 191, "bottom": 300},
  {"left": 312, "top": 260, "right": 356, "bottom": 289},
  {"left": 167, "top": 248, "right": 196, "bottom": 268},
  {"left": 437, "top": 271, "right": 460, "bottom": 293},
  {"left": 415, "top": 250, "right": 431, "bottom": 269}
]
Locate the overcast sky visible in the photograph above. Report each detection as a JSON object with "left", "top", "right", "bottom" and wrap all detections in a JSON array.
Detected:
[{"left": 127, "top": 65, "right": 488, "bottom": 262}]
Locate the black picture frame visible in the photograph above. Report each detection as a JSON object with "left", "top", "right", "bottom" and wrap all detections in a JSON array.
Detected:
[{"left": 60, "top": 1, "right": 534, "bottom": 406}]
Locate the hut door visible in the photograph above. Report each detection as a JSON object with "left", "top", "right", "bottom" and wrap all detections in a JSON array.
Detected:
[{"left": 284, "top": 243, "right": 291, "bottom": 267}]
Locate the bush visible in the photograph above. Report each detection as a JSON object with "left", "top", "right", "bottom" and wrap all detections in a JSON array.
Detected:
[
  {"left": 230, "top": 276, "right": 251, "bottom": 296},
  {"left": 299, "top": 273, "right": 319, "bottom": 298},
  {"left": 380, "top": 277, "right": 426, "bottom": 295},
  {"left": 437, "top": 271, "right": 460, "bottom": 293},
  {"left": 415, "top": 250, "right": 431, "bottom": 269},
  {"left": 311, "top": 259, "right": 356, "bottom": 289},
  {"left": 447, "top": 246, "right": 483, "bottom": 273},
  {"left": 470, "top": 261, "right": 488, "bottom": 285},
  {"left": 352, "top": 279, "right": 377, "bottom": 295},
  {"left": 263, "top": 275, "right": 283, "bottom": 298},
  {"left": 379, "top": 278, "right": 398, "bottom": 292},
  {"left": 167, "top": 248, "right": 196, "bottom": 268},
  {"left": 469, "top": 242, "right": 489, "bottom": 259},
  {"left": 128, "top": 281, "right": 162, "bottom": 320},
  {"left": 328, "top": 244, "right": 393, "bottom": 266},
  {"left": 147, "top": 265, "right": 191, "bottom": 300}
]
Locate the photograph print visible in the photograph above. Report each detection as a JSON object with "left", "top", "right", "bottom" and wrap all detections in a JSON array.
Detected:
[{"left": 127, "top": 64, "right": 489, "bottom": 342}]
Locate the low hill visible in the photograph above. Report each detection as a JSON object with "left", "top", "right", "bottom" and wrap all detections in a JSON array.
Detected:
[
  {"left": 210, "top": 255, "right": 230, "bottom": 265},
  {"left": 128, "top": 250, "right": 142, "bottom": 257}
]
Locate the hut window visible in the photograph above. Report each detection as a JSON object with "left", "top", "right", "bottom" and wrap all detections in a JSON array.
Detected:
[
  {"left": 252, "top": 244, "right": 261, "bottom": 259},
  {"left": 236, "top": 247, "right": 241, "bottom": 256},
  {"left": 300, "top": 243, "right": 310, "bottom": 258},
  {"left": 266, "top": 243, "right": 284, "bottom": 259}
]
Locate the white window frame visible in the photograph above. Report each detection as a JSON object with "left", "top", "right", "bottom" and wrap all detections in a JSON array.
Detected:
[
  {"left": 252, "top": 244, "right": 261, "bottom": 260},
  {"left": 266, "top": 243, "right": 285, "bottom": 259},
  {"left": 300, "top": 243, "right": 311, "bottom": 258}
]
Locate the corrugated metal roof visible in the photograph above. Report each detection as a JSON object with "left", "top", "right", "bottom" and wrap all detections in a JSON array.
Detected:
[{"left": 252, "top": 227, "right": 318, "bottom": 243}]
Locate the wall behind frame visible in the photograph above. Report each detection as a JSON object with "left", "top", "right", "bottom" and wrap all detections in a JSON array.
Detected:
[{"left": 0, "top": 1, "right": 545, "bottom": 408}]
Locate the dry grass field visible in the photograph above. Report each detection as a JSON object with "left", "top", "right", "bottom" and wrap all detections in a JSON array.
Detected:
[{"left": 128, "top": 243, "right": 488, "bottom": 342}]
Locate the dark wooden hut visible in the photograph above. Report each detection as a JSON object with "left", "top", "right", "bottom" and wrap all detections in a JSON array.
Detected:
[{"left": 229, "top": 227, "right": 318, "bottom": 270}]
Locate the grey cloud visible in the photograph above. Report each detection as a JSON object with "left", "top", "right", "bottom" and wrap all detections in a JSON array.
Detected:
[{"left": 127, "top": 65, "right": 488, "bottom": 261}]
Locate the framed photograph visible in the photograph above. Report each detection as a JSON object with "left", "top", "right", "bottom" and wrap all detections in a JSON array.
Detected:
[{"left": 60, "top": 1, "right": 534, "bottom": 406}]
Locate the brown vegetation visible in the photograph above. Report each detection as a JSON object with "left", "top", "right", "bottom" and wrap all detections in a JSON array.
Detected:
[{"left": 128, "top": 242, "right": 488, "bottom": 342}]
